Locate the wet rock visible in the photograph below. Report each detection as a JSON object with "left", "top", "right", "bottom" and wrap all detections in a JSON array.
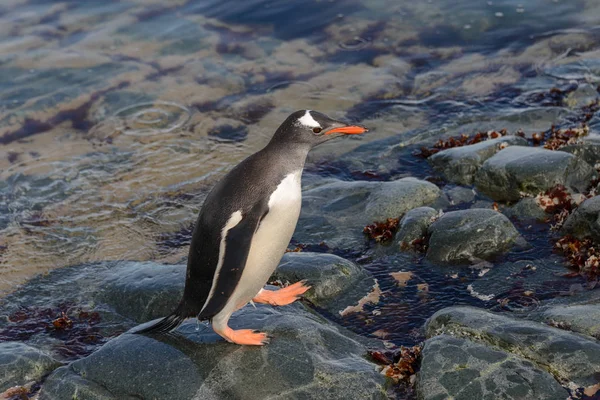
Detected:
[
  {"left": 395, "top": 206, "right": 437, "bottom": 246},
  {"left": 561, "top": 195, "right": 600, "bottom": 240},
  {"left": 565, "top": 83, "right": 599, "bottom": 108},
  {"left": 474, "top": 146, "right": 596, "bottom": 202},
  {"left": 560, "top": 135, "right": 600, "bottom": 167},
  {"left": 426, "top": 209, "right": 522, "bottom": 264},
  {"left": 425, "top": 306, "right": 600, "bottom": 388},
  {"left": 39, "top": 304, "right": 387, "bottom": 400},
  {"left": 445, "top": 186, "right": 476, "bottom": 205},
  {"left": 98, "top": 262, "right": 185, "bottom": 323},
  {"left": 504, "top": 197, "right": 548, "bottom": 221},
  {"left": 296, "top": 177, "right": 442, "bottom": 249},
  {"left": 272, "top": 252, "right": 374, "bottom": 313},
  {"left": 429, "top": 136, "right": 528, "bottom": 185},
  {"left": 418, "top": 334, "right": 568, "bottom": 400},
  {"left": 0, "top": 342, "right": 61, "bottom": 391},
  {"left": 533, "top": 304, "right": 600, "bottom": 340}
]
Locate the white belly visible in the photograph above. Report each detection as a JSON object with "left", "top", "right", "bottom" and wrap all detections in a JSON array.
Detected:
[{"left": 226, "top": 170, "right": 302, "bottom": 311}]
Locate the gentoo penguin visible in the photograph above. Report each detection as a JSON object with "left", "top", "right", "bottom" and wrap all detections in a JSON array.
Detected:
[{"left": 136, "top": 110, "right": 367, "bottom": 345}]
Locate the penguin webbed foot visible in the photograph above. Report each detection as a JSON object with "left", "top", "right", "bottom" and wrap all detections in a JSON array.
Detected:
[
  {"left": 253, "top": 280, "right": 311, "bottom": 306},
  {"left": 216, "top": 327, "right": 270, "bottom": 346}
]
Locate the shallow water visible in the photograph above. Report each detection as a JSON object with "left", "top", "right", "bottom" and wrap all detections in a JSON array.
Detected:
[{"left": 2, "top": 0, "right": 600, "bottom": 391}]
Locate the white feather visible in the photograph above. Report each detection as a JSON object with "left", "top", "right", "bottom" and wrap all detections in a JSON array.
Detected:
[{"left": 297, "top": 110, "right": 320, "bottom": 128}]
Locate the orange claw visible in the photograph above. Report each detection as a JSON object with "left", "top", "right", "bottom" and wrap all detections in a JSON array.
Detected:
[
  {"left": 220, "top": 327, "right": 270, "bottom": 346},
  {"left": 253, "top": 280, "right": 311, "bottom": 306}
]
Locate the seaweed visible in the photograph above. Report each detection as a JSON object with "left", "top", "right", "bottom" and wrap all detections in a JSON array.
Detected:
[
  {"left": 414, "top": 130, "right": 507, "bottom": 158},
  {"left": 363, "top": 218, "right": 399, "bottom": 243}
]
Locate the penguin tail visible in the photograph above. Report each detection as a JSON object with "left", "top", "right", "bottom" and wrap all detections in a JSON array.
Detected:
[{"left": 133, "top": 303, "right": 189, "bottom": 335}]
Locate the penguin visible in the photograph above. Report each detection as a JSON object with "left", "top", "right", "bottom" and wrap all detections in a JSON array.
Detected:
[{"left": 135, "top": 110, "right": 367, "bottom": 345}]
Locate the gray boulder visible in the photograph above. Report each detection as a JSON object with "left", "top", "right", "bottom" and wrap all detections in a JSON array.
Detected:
[
  {"left": 561, "top": 195, "right": 600, "bottom": 240},
  {"left": 296, "top": 177, "right": 442, "bottom": 249},
  {"left": 533, "top": 304, "right": 600, "bottom": 340},
  {"left": 425, "top": 306, "right": 600, "bottom": 388},
  {"left": 426, "top": 209, "right": 522, "bottom": 264},
  {"left": 504, "top": 197, "right": 548, "bottom": 221},
  {"left": 0, "top": 342, "right": 61, "bottom": 392},
  {"left": 560, "top": 135, "right": 600, "bottom": 166},
  {"left": 39, "top": 304, "right": 387, "bottom": 400},
  {"left": 272, "top": 252, "right": 375, "bottom": 313},
  {"left": 395, "top": 207, "right": 437, "bottom": 246},
  {"left": 429, "top": 136, "right": 528, "bottom": 185},
  {"left": 418, "top": 335, "right": 568, "bottom": 400},
  {"left": 474, "top": 146, "right": 596, "bottom": 201}
]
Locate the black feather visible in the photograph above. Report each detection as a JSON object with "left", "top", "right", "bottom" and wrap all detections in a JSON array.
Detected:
[{"left": 133, "top": 305, "right": 187, "bottom": 335}]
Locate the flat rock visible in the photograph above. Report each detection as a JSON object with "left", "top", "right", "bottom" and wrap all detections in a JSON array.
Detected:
[
  {"left": 561, "top": 195, "right": 600, "bottom": 240},
  {"left": 0, "top": 342, "right": 61, "bottom": 392},
  {"left": 39, "top": 304, "right": 387, "bottom": 400},
  {"left": 296, "top": 177, "right": 442, "bottom": 249},
  {"left": 429, "top": 136, "right": 528, "bottom": 185},
  {"left": 395, "top": 207, "right": 437, "bottom": 246},
  {"left": 474, "top": 146, "right": 596, "bottom": 202},
  {"left": 418, "top": 334, "right": 568, "bottom": 400},
  {"left": 425, "top": 306, "right": 600, "bottom": 388},
  {"left": 426, "top": 209, "right": 522, "bottom": 264},
  {"left": 533, "top": 304, "right": 600, "bottom": 340}
]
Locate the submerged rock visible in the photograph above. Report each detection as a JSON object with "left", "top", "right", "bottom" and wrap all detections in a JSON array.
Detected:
[
  {"left": 395, "top": 206, "right": 437, "bottom": 246},
  {"left": 296, "top": 177, "right": 442, "bottom": 249},
  {"left": 426, "top": 209, "right": 522, "bottom": 264},
  {"left": 39, "top": 304, "right": 387, "bottom": 400},
  {"left": 474, "top": 146, "right": 596, "bottom": 201},
  {"left": 504, "top": 197, "right": 548, "bottom": 221},
  {"left": 425, "top": 306, "right": 600, "bottom": 388},
  {"left": 561, "top": 195, "right": 600, "bottom": 240},
  {"left": 0, "top": 342, "right": 61, "bottom": 392},
  {"left": 429, "top": 136, "right": 528, "bottom": 185},
  {"left": 418, "top": 334, "right": 568, "bottom": 400}
]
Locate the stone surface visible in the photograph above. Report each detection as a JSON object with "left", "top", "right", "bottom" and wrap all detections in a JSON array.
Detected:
[
  {"left": 39, "top": 304, "right": 387, "bottom": 400},
  {"left": 395, "top": 207, "right": 437, "bottom": 246},
  {"left": 561, "top": 195, "right": 600, "bottom": 241},
  {"left": 418, "top": 334, "right": 568, "bottom": 400},
  {"left": 504, "top": 197, "right": 548, "bottom": 221},
  {"left": 561, "top": 135, "right": 600, "bottom": 167},
  {"left": 296, "top": 177, "right": 442, "bottom": 249},
  {"left": 429, "top": 136, "right": 528, "bottom": 185},
  {"left": 0, "top": 342, "right": 61, "bottom": 392},
  {"left": 425, "top": 306, "right": 600, "bottom": 388},
  {"left": 474, "top": 146, "right": 596, "bottom": 201},
  {"left": 533, "top": 304, "right": 600, "bottom": 340},
  {"left": 426, "top": 209, "right": 522, "bottom": 264}
]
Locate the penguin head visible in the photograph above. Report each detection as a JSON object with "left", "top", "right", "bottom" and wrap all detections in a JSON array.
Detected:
[{"left": 271, "top": 110, "right": 367, "bottom": 147}]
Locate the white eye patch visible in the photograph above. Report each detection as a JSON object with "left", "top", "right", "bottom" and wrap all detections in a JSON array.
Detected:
[{"left": 297, "top": 110, "right": 321, "bottom": 128}]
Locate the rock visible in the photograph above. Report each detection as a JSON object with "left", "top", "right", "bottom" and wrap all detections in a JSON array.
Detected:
[
  {"left": 98, "top": 262, "right": 185, "bottom": 323},
  {"left": 395, "top": 207, "right": 437, "bottom": 246},
  {"left": 418, "top": 334, "right": 568, "bottom": 400},
  {"left": 474, "top": 146, "right": 596, "bottom": 202},
  {"left": 429, "top": 136, "right": 528, "bottom": 185},
  {"left": 561, "top": 195, "right": 600, "bottom": 240},
  {"left": 533, "top": 304, "right": 600, "bottom": 340},
  {"left": 296, "top": 177, "right": 442, "bottom": 249},
  {"left": 504, "top": 197, "right": 548, "bottom": 221},
  {"left": 560, "top": 137, "right": 600, "bottom": 167},
  {"left": 426, "top": 209, "right": 522, "bottom": 264},
  {"left": 425, "top": 306, "right": 600, "bottom": 388},
  {"left": 272, "top": 252, "right": 375, "bottom": 313},
  {"left": 39, "top": 304, "right": 387, "bottom": 400},
  {"left": 445, "top": 186, "right": 476, "bottom": 205},
  {"left": 565, "top": 83, "right": 599, "bottom": 108},
  {"left": 0, "top": 342, "right": 61, "bottom": 391}
]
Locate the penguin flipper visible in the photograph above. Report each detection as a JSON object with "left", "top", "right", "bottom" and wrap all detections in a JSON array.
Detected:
[{"left": 198, "top": 204, "right": 269, "bottom": 319}]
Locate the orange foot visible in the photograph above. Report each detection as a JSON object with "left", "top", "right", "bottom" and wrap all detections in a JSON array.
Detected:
[
  {"left": 217, "top": 327, "right": 270, "bottom": 346},
  {"left": 253, "top": 280, "right": 311, "bottom": 306}
]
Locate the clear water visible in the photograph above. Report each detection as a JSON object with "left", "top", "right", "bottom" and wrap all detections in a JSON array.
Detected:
[{"left": 2, "top": 0, "right": 600, "bottom": 381}]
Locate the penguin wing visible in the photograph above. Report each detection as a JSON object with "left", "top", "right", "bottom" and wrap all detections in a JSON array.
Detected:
[{"left": 198, "top": 202, "right": 269, "bottom": 319}]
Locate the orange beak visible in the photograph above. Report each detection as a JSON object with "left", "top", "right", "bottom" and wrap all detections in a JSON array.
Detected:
[{"left": 325, "top": 125, "right": 368, "bottom": 135}]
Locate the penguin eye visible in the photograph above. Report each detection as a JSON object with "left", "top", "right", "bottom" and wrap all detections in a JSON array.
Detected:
[{"left": 312, "top": 127, "right": 322, "bottom": 134}]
